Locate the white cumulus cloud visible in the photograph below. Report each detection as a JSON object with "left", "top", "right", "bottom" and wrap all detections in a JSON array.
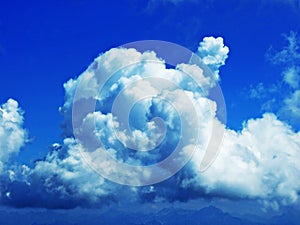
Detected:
[
  {"left": 0, "top": 99, "right": 27, "bottom": 173},
  {"left": 188, "top": 113, "right": 300, "bottom": 208},
  {"left": 196, "top": 36, "right": 229, "bottom": 80},
  {"left": 2, "top": 36, "right": 300, "bottom": 210}
]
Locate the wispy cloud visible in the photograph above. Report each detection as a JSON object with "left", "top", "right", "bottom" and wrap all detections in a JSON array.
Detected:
[
  {"left": 248, "top": 31, "right": 300, "bottom": 128},
  {"left": 265, "top": 31, "right": 300, "bottom": 128},
  {"left": 267, "top": 31, "right": 300, "bottom": 66}
]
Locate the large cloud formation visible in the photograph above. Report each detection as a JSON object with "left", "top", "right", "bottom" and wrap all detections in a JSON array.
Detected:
[{"left": 0, "top": 36, "right": 300, "bottom": 209}]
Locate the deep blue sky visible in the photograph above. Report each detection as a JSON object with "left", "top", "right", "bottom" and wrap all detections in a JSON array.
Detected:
[{"left": 0, "top": 1, "right": 300, "bottom": 224}]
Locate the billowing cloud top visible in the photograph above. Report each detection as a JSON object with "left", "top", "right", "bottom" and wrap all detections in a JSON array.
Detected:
[{"left": 196, "top": 36, "right": 229, "bottom": 80}]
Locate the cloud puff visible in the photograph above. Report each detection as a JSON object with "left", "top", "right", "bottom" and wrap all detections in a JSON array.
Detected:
[
  {"left": 196, "top": 36, "right": 229, "bottom": 80},
  {"left": 0, "top": 99, "right": 27, "bottom": 172},
  {"left": 139, "top": 115, "right": 300, "bottom": 209},
  {"left": 63, "top": 41, "right": 220, "bottom": 186},
  {"left": 29, "top": 138, "right": 119, "bottom": 208},
  {"left": 189, "top": 113, "right": 300, "bottom": 208},
  {"left": 1, "top": 138, "right": 127, "bottom": 208}
]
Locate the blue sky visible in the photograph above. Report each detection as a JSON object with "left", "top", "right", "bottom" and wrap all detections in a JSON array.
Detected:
[
  {"left": 0, "top": 0, "right": 299, "bottom": 158},
  {"left": 0, "top": 0, "right": 300, "bottom": 224}
]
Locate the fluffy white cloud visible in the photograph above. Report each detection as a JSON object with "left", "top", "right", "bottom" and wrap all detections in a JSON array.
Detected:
[
  {"left": 30, "top": 138, "right": 116, "bottom": 204},
  {"left": 53, "top": 37, "right": 300, "bottom": 207},
  {"left": 68, "top": 43, "right": 221, "bottom": 186},
  {"left": 0, "top": 39, "right": 220, "bottom": 206},
  {"left": 59, "top": 48, "right": 165, "bottom": 137},
  {"left": 0, "top": 99, "right": 27, "bottom": 172},
  {"left": 196, "top": 36, "right": 229, "bottom": 80},
  {"left": 188, "top": 113, "right": 300, "bottom": 207}
]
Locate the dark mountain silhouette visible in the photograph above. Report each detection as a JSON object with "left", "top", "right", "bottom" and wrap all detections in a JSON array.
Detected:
[{"left": 0, "top": 205, "right": 299, "bottom": 225}]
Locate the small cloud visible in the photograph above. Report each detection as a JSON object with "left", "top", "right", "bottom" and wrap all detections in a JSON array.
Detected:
[
  {"left": 283, "top": 66, "right": 300, "bottom": 89},
  {"left": 196, "top": 36, "right": 229, "bottom": 80},
  {"left": 249, "top": 82, "right": 267, "bottom": 99}
]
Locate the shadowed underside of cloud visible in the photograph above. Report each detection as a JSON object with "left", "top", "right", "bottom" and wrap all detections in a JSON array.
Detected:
[{"left": 0, "top": 36, "right": 299, "bottom": 210}]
